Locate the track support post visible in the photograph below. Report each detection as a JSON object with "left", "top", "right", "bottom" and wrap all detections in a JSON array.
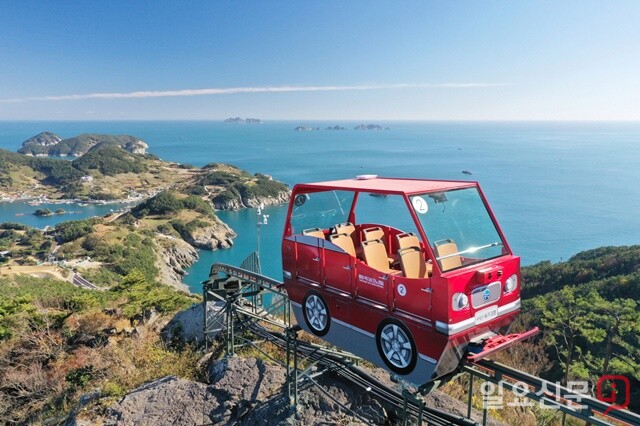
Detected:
[
  {"left": 466, "top": 373, "right": 474, "bottom": 419},
  {"left": 225, "top": 298, "right": 235, "bottom": 356},
  {"left": 401, "top": 388, "right": 425, "bottom": 425},
  {"left": 285, "top": 325, "right": 301, "bottom": 411}
]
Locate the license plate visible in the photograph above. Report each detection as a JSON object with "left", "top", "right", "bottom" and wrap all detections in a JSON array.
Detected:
[{"left": 475, "top": 305, "right": 498, "bottom": 325}]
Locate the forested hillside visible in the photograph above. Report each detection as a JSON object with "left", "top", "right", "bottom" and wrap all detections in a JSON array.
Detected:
[{"left": 520, "top": 246, "right": 640, "bottom": 411}]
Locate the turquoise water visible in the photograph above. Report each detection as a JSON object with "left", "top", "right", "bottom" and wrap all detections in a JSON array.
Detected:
[
  {"left": 0, "top": 201, "right": 132, "bottom": 229},
  {"left": 1, "top": 121, "right": 640, "bottom": 292}
]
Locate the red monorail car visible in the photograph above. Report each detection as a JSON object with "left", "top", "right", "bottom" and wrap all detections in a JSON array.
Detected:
[{"left": 281, "top": 176, "right": 536, "bottom": 384}]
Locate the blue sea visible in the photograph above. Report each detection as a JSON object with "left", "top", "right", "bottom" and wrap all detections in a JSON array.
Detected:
[{"left": 1, "top": 121, "right": 640, "bottom": 292}]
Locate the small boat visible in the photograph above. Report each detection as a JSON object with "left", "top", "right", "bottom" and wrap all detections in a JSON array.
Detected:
[{"left": 462, "top": 170, "right": 472, "bottom": 175}]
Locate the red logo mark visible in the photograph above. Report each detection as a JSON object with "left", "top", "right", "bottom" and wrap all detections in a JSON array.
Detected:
[{"left": 596, "top": 375, "right": 630, "bottom": 415}]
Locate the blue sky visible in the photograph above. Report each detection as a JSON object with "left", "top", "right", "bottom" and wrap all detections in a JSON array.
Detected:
[{"left": 1, "top": 1, "right": 639, "bottom": 120}]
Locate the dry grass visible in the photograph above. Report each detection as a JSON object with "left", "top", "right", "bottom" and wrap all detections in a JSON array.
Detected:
[{"left": 0, "top": 265, "right": 69, "bottom": 281}]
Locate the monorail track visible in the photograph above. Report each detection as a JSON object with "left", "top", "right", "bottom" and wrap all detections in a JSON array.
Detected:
[
  {"left": 245, "top": 320, "right": 476, "bottom": 426},
  {"left": 205, "top": 263, "right": 640, "bottom": 426}
]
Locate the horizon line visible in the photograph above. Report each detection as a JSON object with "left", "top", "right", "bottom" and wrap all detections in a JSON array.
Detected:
[{"left": 2, "top": 118, "right": 640, "bottom": 123}]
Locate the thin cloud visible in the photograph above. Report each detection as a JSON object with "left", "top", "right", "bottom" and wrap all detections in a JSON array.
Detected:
[{"left": 0, "top": 82, "right": 506, "bottom": 103}]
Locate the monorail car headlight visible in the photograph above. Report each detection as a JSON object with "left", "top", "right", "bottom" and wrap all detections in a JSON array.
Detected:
[
  {"left": 452, "top": 292, "right": 469, "bottom": 311},
  {"left": 504, "top": 274, "right": 518, "bottom": 293}
]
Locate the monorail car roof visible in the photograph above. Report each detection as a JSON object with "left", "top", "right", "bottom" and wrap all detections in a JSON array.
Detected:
[{"left": 293, "top": 176, "right": 477, "bottom": 196}]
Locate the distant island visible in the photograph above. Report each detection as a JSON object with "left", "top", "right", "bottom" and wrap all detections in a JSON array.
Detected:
[
  {"left": 294, "top": 126, "right": 320, "bottom": 131},
  {"left": 325, "top": 125, "right": 346, "bottom": 130},
  {"left": 1, "top": 134, "right": 290, "bottom": 209},
  {"left": 224, "top": 117, "right": 262, "bottom": 124},
  {"left": 354, "top": 124, "right": 390, "bottom": 130},
  {"left": 18, "top": 132, "right": 148, "bottom": 157},
  {"left": 33, "top": 208, "right": 66, "bottom": 217}
]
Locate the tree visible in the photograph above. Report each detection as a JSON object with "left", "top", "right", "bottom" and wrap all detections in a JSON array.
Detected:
[
  {"left": 580, "top": 292, "right": 640, "bottom": 376},
  {"left": 533, "top": 286, "right": 591, "bottom": 385}
]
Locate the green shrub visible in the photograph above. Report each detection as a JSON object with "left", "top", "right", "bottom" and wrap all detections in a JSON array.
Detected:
[
  {"left": 66, "top": 366, "right": 95, "bottom": 389},
  {"left": 181, "top": 195, "right": 213, "bottom": 215},
  {"left": 54, "top": 219, "right": 98, "bottom": 243},
  {"left": 72, "top": 146, "right": 146, "bottom": 176},
  {"left": 132, "top": 191, "right": 182, "bottom": 217}
]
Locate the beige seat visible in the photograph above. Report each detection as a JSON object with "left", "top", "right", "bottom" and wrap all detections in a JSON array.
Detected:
[
  {"left": 329, "top": 232, "right": 356, "bottom": 257},
  {"left": 398, "top": 246, "right": 431, "bottom": 278},
  {"left": 362, "top": 239, "right": 399, "bottom": 274},
  {"left": 362, "top": 226, "right": 394, "bottom": 263},
  {"left": 334, "top": 222, "right": 357, "bottom": 245},
  {"left": 396, "top": 232, "right": 420, "bottom": 250},
  {"left": 434, "top": 239, "right": 462, "bottom": 271},
  {"left": 363, "top": 226, "right": 384, "bottom": 243},
  {"left": 302, "top": 227, "right": 325, "bottom": 239}
]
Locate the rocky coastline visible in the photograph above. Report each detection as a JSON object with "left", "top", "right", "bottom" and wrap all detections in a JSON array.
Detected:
[
  {"left": 154, "top": 236, "right": 199, "bottom": 292},
  {"left": 212, "top": 191, "right": 290, "bottom": 211},
  {"left": 0, "top": 132, "right": 291, "bottom": 295}
]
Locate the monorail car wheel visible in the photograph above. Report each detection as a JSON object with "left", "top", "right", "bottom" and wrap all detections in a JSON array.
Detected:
[
  {"left": 376, "top": 318, "right": 417, "bottom": 375},
  {"left": 302, "top": 291, "right": 330, "bottom": 336}
]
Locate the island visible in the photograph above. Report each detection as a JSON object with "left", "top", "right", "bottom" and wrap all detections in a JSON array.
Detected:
[
  {"left": 1, "top": 144, "right": 289, "bottom": 208},
  {"left": 325, "top": 125, "right": 346, "bottom": 130},
  {"left": 18, "top": 132, "right": 148, "bottom": 157},
  {"left": 224, "top": 117, "right": 262, "bottom": 124},
  {"left": 1, "top": 133, "right": 291, "bottom": 288},
  {"left": 354, "top": 124, "right": 390, "bottom": 130},
  {"left": 294, "top": 125, "right": 320, "bottom": 131}
]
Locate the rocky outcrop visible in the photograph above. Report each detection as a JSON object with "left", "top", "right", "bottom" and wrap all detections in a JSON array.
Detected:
[
  {"left": 123, "top": 139, "right": 149, "bottom": 155},
  {"left": 212, "top": 192, "right": 290, "bottom": 211},
  {"left": 161, "top": 301, "right": 225, "bottom": 345},
  {"left": 153, "top": 237, "right": 198, "bottom": 292},
  {"left": 20, "top": 132, "right": 62, "bottom": 149},
  {"left": 102, "top": 376, "right": 213, "bottom": 426},
  {"left": 100, "top": 357, "right": 392, "bottom": 425},
  {"left": 84, "top": 351, "right": 508, "bottom": 426},
  {"left": 182, "top": 218, "right": 237, "bottom": 250}
]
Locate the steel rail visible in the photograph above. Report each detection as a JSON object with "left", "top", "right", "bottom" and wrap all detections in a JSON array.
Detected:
[
  {"left": 247, "top": 324, "right": 476, "bottom": 426},
  {"left": 464, "top": 359, "right": 640, "bottom": 426}
]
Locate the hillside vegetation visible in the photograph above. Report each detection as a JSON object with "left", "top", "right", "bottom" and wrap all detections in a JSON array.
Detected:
[
  {"left": 518, "top": 246, "right": 640, "bottom": 412},
  {"left": 0, "top": 146, "right": 180, "bottom": 200},
  {"left": 2, "top": 141, "right": 290, "bottom": 207},
  {"left": 0, "top": 273, "right": 199, "bottom": 424}
]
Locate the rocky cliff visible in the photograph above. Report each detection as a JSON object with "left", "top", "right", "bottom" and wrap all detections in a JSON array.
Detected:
[
  {"left": 212, "top": 190, "right": 290, "bottom": 211},
  {"left": 182, "top": 218, "right": 237, "bottom": 250},
  {"left": 153, "top": 237, "right": 198, "bottom": 292}
]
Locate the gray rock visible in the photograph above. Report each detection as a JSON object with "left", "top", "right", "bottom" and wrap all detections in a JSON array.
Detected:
[
  {"left": 184, "top": 218, "right": 237, "bottom": 250},
  {"left": 153, "top": 237, "right": 198, "bottom": 291},
  {"left": 104, "top": 376, "right": 215, "bottom": 426},
  {"left": 162, "top": 301, "right": 225, "bottom": 346}
]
